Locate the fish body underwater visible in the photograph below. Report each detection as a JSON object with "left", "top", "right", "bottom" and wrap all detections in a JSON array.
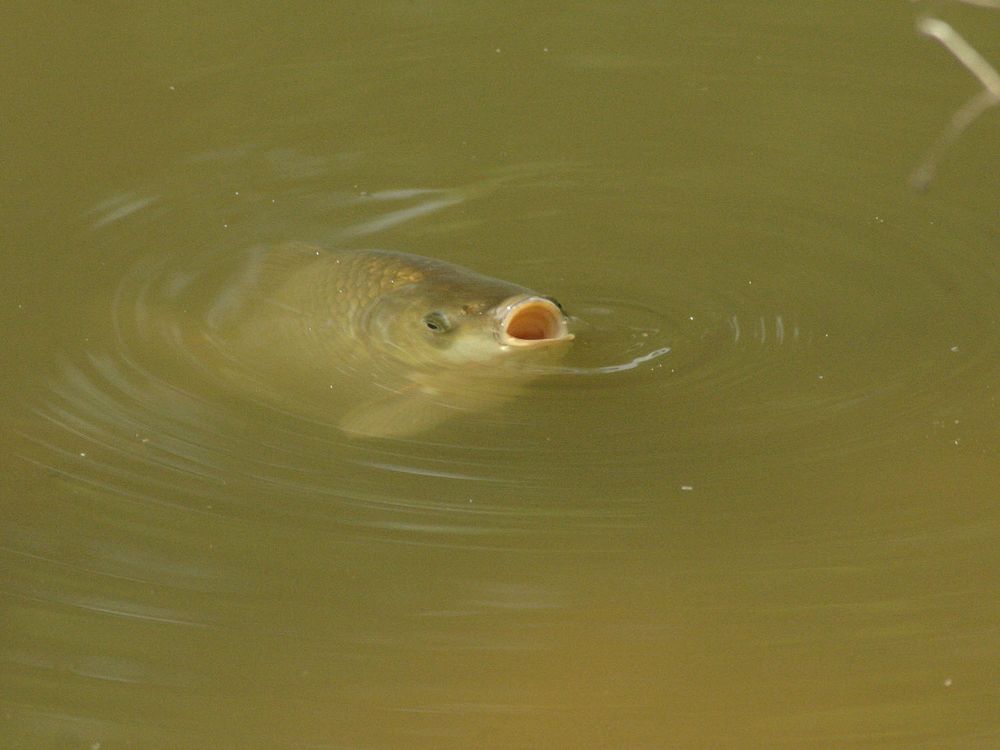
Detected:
[{"left": 202, "top": 243, "right": 574, "bottom": 438}]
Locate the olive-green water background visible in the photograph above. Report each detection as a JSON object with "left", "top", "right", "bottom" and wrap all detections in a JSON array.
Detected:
[{"left": 2, "top": 3, "right": 998, "bottom": 748}]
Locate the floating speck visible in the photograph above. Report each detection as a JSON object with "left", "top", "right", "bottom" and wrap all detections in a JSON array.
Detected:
[{"left": 681, "top": 485, "right": 694, "bottom": 491}]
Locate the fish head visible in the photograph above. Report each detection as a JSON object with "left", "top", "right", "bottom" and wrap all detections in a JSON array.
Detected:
[{"left": 368, "top": 280, "right": 574, "bottom": 368}]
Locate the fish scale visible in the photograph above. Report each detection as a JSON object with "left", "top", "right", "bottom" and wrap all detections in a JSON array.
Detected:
[{"left": 200, "top": 244, "right": 573, "bottom": 438}]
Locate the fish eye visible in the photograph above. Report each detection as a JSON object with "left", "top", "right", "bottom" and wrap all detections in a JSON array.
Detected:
[{"left": 423, "top": 311, "right": 451, "bottom": 333}]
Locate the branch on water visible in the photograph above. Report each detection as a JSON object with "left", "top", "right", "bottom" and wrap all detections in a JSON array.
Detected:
[{"left": 911, "top": 2, "right": 1000, "bottom": 189}]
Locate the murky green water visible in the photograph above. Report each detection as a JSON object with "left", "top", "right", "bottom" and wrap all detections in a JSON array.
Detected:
[{"left": 2, "top": 3, "right": 998, "bottom": 748}]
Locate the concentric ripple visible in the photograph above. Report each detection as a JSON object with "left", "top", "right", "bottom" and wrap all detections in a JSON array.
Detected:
[
  {"left": 13, "top": 156, "right": 1000, "bottom": 555},
  {"left": 5, "top": 120, "right": 999, "bottom": 750}
]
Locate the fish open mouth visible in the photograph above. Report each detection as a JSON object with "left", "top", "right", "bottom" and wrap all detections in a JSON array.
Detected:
[{"left": 499, "top": 296, "right": 574, "bottom": 347}]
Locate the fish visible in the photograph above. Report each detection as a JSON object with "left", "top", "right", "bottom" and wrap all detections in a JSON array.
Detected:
[{"left": 201, "top": 243, "right": 574, "bottom": 438}]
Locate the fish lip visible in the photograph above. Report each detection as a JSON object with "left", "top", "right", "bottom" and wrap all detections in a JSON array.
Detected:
[{"left": 497, "top": 296, "right": 574, "bottom": 347}]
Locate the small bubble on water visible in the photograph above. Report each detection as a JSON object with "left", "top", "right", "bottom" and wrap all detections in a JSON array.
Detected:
[
  {"left": 950, "top": 345, "right": 960, "bottom": 353},
  {"left": 943, "top": 677, "right": 953, "bottom": 688},
  {"left": 681, "top": 485, "right": 694, "bottom": 491}
]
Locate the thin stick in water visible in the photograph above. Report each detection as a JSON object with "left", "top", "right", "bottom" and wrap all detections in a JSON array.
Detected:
[{"left": 911, "top": 10, "right": 1000, "bottom": 189}]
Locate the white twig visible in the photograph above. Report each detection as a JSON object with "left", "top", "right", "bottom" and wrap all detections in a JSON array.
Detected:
[
  {"left": 911, "top": 9, "right": 1000, "bottom": 188},
  {"left": 952, "top": 0, "right": 1000, "bottom": 9}
]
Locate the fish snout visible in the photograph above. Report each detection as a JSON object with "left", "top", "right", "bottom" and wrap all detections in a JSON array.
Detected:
[{"left": 497, "top": 296, "right": 574, "bottom": 347}]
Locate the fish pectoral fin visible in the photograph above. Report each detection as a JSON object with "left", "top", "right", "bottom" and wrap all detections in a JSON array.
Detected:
[{"left": 338, "top": 387, "right": 465, "bottom": 439}]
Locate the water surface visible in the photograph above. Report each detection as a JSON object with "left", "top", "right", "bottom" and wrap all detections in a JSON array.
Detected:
[{"left": 2, "top": 2, "right": 998, "bottom": 748}]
